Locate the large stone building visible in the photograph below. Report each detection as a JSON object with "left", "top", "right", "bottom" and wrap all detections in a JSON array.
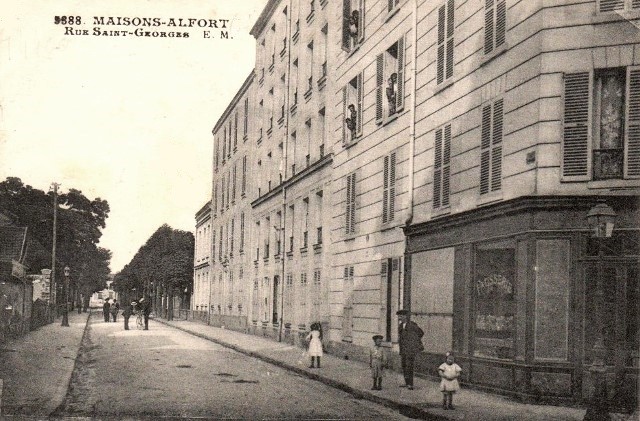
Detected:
[
  {"left": 196, "top": 0, "right": 639, "bottom": 407},
  {"left": 192, "top": 201, "right": 212, "bottom": 318}
]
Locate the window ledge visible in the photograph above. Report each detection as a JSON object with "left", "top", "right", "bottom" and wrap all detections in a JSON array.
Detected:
[
  {"left": 477, "top": 191, "right": 503, "bottom": 207},
  {"left": 345, "top": 44, "right": 361, "bottom": 58},
  {"left": 433, "top": 77, "right": 455, "bottom": 95},
  {"left": 243, "top": 135, "right": 248, "bottom": 142},
  {"left": 380, "top": 222, "right": 401, "bottom": 232},
  {"left": 378, "top": 111, "right": 402, "bottom": 127},
  {"left": 286, "top": 251, "right": 294, "bottom": 258},
  {"left": 480, "top": 43, "right": 509, "bottom": 67},
  {"left": 431, "top": 206, "right": 451, "bottom": 219},
  {"left": 300, "top": 247, "right": 308, "bottom": 256},
  {"left": 304, "top": 89, "right": 313, "bottom": 102},
  {"left": 343, "top": 135, "right": 361, "bottom": 149},
  {"left": 591, "top": 10, "right": 640, "bottom": 25},
  {"left": 343, "top": 233, "right": 356, "bottom": 242},
  {"left": 587, "top": 179, "right": 640, "bottom": 190},
  {"left": 383, "top": 3, "right": 402, "bottom": 23}
]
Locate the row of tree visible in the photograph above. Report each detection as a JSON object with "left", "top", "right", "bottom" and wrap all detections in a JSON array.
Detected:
[
  {"left": 0, "top": 177, "right": 112, "bottom": 308},
  {"left": 112, "top": 224, "right": 194, "bottom": 320}
]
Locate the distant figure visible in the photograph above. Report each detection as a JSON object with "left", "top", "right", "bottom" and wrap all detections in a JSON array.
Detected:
[
  {"left": 438, "top": 351, "right": 462, "bottom": 410},
  {"left": 122, "top": 301, "right": 134, "bottom": 330},
  {"left": 349, "top": 10, "right": 359, "bottom": 39},
  {"left": 386, "top": 73, "right": 398, "bottom": 115},
  {"left": 345, "top": 104, "right": 357, "bottom": 139},
  {"left": 369, "top": 335, "right": 387, "bottom": 391},
  {"left": 103, "top": 299, "right": 110, "bottom": 322},
  {"left": 110, "top": 299, "right": 120, "bottom": 322},
  {"left": 139, "top": 296, "right": 151, "bottom": 330},
  {"left": 306, "top": 322, "right": 323, "bottom": 368}
]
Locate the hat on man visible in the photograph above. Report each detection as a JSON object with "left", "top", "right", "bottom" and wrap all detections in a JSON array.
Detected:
[
  {"left": 396, "top": 309, "right": 410, "bottom": 316},
  {"left": 372, "top": 334, "right": 384, "bottom": 340}
]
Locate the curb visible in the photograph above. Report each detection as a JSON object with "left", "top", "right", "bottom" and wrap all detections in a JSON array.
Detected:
[{"left": 157, "top": 319, "right": 448, "bottom": 421}]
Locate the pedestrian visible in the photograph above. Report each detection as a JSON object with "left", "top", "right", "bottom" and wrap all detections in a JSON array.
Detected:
[
  {"left": 396, "top": 309, "right": 424, "bottom": 390},
  {"left": 140, "top": 296, "right": 151, "bottom": 330},
  {"left": 122, "top": 301, "right": 133, "bottom": 330},
  {"left": 110, "top": 299, "right": 120, "bottom": 322},
  {"left": 438, "top": 351, "right": 462, "bottom": 410},
  {"left": 103, "top": 299, "right": 110, "bottom": 322},
  {"left": 369, "top": 334, "right": 387, "bottom": 391},
  {"left": 305, "top": 322, "right": 323, "bottom": 368}
]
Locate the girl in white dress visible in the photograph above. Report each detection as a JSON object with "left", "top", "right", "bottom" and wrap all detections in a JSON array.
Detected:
[
  {"left": 306, "top": 322, "right": 323, "bottom": 368},
  {"left": 438, "top": 351, "right": 462, "bottom": 410}
]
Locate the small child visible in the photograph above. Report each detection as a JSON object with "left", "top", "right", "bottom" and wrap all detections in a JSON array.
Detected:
[
  {"left": 369, "top": 335, "right": 387, "bottom": 390},
  {"left": 306, "top": 322, "right": 323, "bottom": 368},
  {"left": 438, "top": 351, "right": 462, "bottom": 410}
]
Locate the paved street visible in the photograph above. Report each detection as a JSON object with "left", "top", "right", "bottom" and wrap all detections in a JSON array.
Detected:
[{"left": 54, "top": 312, "right": 412, "bottom": 420}]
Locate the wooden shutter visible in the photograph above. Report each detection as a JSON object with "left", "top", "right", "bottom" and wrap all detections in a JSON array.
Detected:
[
  {"left": 443, "top": 124, "right": 451, "bottom": 207},
  {"left": 388, "top": 0, "right": 394, "bottom": 12},
  {"left": 242, "top": 156, "right": 247, "bottom": 194},
  {"left": 376, "top": 53, "right": 384, "bottom": 123},
  {"left": 491, "top": 99, "right": 503, "bottom": 192},
  {"left": 437, "top": 5, "right": 445, "bottom": 84},
  {"left": 221, "top": 175, "right": 225, "bottom": 209},
  {"left": 484, "top": 0, "right": 494, "bottom": 54},
  {"left": 244, "top": 98, "right": 248, "bottom": 137},
  {"left": 342, "top": 0, "right": 351, "bottom": 51},
  {"left": 446, "top": 0, "right": 455, "bottom": 80},
  {"left": 357, "top": 72, "right": 364, "bottom": 136},
  {"left": 633, "top": 0, "right": 640, "bottom": 10},
  {"left": 495, "top": 0, "right": 506, "bottom": 49},
  {"left": 562, "top": 72, "right": 592, "bottom": 181},
  {"left": 346, "top": 174, "right": 352, "bottom": 234},
  {"left": 599, "top": 0, "right": 624, "bottom": 12},
  {"left": 396, "top": 37, "right": 405, "bottom": 112},
  {"left": 625, "top": 66, "right": 640, "bottom": 178},
  {"left": 434, "top": 128, "right": 443, "bottom": 208},
  {"left": 389, "top": 152, "right": 396, "bottom": 221},
  {"left": 222, "top": 128, "right": 227, "bottom": 158},
  {"left": 342, "top": 86, "right": 348, "bottom": 144},
  {"left": 358, "top": 0, "right": 365, "bottom": 43},
  {"left": 234, "top": 112, "right": 238, "bottom": 147},
  {"left": 240, "top": 212, "right": 245, "bottom": 251},
  {"left": 383, "top": 155, "right": 389, "bottom": 223},
  {"left": 480, "top": 104, "right": 492, "bottom": 194},
  {"left": 350, "top": 173, "right": 356, "bottom": 233},
  {"left": 232, "top": 163, "right": 237, "bottom": 201}
]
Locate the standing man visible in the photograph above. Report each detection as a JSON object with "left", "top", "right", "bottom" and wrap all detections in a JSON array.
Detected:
[
  {"left": 396, "top": 309, "right": 424, "bottom": 390},
  {"left": 102, "top": 299, "right": 110, "bottom": 322},
  {"left": 110, "top": 299, "right": 120, "bottom": 322},
  {"left": 140, "top": 296, "right": 151, "bottom": 330},
  {"left": 122, "top": 301, "right": 133, "bottom": 330}
]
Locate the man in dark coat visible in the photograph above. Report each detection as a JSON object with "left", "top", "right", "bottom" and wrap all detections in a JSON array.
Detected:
[
  {"left": 122, "top": 301, "right": 133, "bottom": 330},
  {"left": 102, "top": 299, "right": 110, "bottom": 322},
  {"left": 139, "top": 296, "right": 151, "bottom": 330},
  {"left": 397, "top": 309, "right": 424, "bottom": 390}
]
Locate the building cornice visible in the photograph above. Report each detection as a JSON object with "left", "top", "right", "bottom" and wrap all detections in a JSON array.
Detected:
[
  {"left": 212, "top": 71, "right": 255, "bottom": 134},
  {"left": 195, "top": 201, "right": 212, "bottom": 223},
  {"left": 251, "top": 153, "right": 333, "bottom": 208},
  {"left": 249, "top": 0, "right": 282, "bottom": 39}
]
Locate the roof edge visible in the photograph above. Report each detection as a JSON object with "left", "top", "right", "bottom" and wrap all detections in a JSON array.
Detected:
[{"left": 212, "top": 70, "right": 255, "bottom": 134}]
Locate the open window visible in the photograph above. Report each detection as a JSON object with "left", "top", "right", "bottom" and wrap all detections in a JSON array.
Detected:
[{"left": 376, "top": 37, "right": 405, "bottom": 123}]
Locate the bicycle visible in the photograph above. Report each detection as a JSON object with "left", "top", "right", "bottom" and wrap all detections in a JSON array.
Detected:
[{"left": 135, "top": 310, "right": 144, "bottom": 330}]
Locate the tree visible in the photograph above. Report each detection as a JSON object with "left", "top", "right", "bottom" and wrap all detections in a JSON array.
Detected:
[
  {"left": 112, "top": 224, "right": 194, "bottom": 320},
  {"left": 0, "top": 177, "right": 112, "bottom": 306}
]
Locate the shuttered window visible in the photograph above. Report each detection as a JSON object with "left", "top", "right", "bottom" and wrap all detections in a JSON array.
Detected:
[
  {"left": 234, "top": 112, "right": 238, "bottom": 149},
  {"left": 345, "top": 173, "right": 356, "bottom": 235},
  {"left": 230, "top": 218, "right": 235, "bottom": 255},
  {"left": 342, "top": 0, "right": 364, "bottom": 52},
  {"left": 382, "top": 152, "right": 397, "bottom": 223},
  {"left": 212, "top": 230, "right": 216, "bottom": 262},
  {"left": 232, "top": 163, "right": 237, "bottom": 202},
  {"left": 484, "top": 0, "right": 506, "bottom": 55},
  {"left": 240, "top": 212, "right": 245, "bottom": 252},
  {"left": 376, "top": 37, "right": 405, "bottom": 123},
  {"left": 434, "top": 124, "right": 452, "bottom": 208},
  {"left": 213, "top": 184, "right": 218, "bottom": 215},
  {"left": 221, "top": 175, "right": 225, "bottom": 212},
  {"left": 598, "top": 0, "right": 639, "bottom": 12},
  {"left": 242, "top": 156, "right": 247, "bottom": 195},
  {"left": 562, "top": 67, "right": 640, "bottom": 181},
  {"left": 480, "top": 99, "right": 503, "bottom": 195},
  {"left": 244, "top": 98, "right": 248, "bottom": 138},
  {"left": 437, "top": 0, "right": 455, "bottom": 85},
  {"left": 342, "top": 266, "right": 354, "bottom": 342}
]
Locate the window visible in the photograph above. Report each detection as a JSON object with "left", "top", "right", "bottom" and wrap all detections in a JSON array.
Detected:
[
  {"left": 484, "top": 0, "right": 506, "bottom": 55},
  {"left": 480, "top": 99, "right": 503, "bottom": 195},
  {"left": 213, "top": 184, "right": 218, "bottom": 215},
  {"left": 232, "top": 163, "right": 237, "bottom": 203},
  {"left": 345, "top": 172, "right": 356, "bottom": 235},
  {"left": 230, "top": 218, "right": 235, "bottom": 255},
  {"left": 343, "top": 72, "right": 364, "bottom": 144},
  {"left": 387, "top": 0, "right": 401, "bottom": 13},
  {"left": 244, "top": 98, "right": 248, "bottom": 139},
  {"left": 218, "top": 226, "right": 223, "bottom": 260},
  {"left": 221, "top": 175, "right": 225, "bottom": 212},
  {"left": 597, "top": 0, "right": 640, "bottom": 13},
  {"left": 382, "top": 152, "right": 396, "bottom": 223},
  {"left": 437, "top": 0, "right": 455, "bottom": 85},
  {"left": 434, "top": 125, "right": 451, "bottom": 208},
  {"left": 242, "top": 155, "right": 247, "bottom": 195},
  {"left": 342, "top": 0, "right": 364, "bottom": 52},
  {"left": 222, "top": 127, "right": 227, "bottom": 159},
  {"left": 342, "top": 266, "right": 354, "bottom": 341},
  {"left": 376, "top": 37, "right": 405, "bottom": 123},
  {"left": 562, "top": 67, "right": 640, "bottom": 181},
  {"left": 234, "top": 112, "right": 238, "bottom": 149},
  {"left": 240, "top": 212, "right": 245, "bottom": 252}
]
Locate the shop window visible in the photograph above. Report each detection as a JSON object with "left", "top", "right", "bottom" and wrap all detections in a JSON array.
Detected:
[
  {"left": 562, "top": 67, "right": 640, "bottom": 181},
  {"left": 376, "top": 37, "right": 405, "bottom": 123},
  {"left": 474, "top": 247, "right": 515, "bottom": 360}
]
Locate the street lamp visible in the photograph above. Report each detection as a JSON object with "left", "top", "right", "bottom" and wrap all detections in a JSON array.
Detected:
[
  {"left": 583, "top": 202, "right": 616, "bottom": 421},
  {"left": 61, "top": 265, "right": 70, "bottom": 327}
]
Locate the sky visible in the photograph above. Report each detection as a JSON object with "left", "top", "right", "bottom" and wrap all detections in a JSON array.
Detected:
[{"left": 0, "top": 0, "right": 267, "bottom": 272}]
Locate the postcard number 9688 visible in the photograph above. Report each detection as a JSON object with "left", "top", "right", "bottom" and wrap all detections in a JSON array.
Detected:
[{"left": 54, "top": 16, "right": 82, "bottom": 25}]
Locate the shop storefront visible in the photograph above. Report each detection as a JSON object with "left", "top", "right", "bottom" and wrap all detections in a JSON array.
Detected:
[{"left": 404, "top": 196, "right": 639, "bottom": 408}]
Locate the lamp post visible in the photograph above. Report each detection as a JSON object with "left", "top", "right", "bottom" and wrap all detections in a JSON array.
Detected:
[
  {"left": 583, "top": 202, "right": 616, "bottom": 421},
  {"left": 61, "top": 265, "right": 70, "bottom": 327}
]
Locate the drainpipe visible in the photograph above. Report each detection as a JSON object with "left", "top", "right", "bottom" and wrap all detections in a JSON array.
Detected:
[{"left": 405, "top": 0, "right": 418, "bottom": 228}]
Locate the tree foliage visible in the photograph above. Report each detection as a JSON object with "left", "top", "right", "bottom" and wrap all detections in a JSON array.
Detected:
[
  {"left": 0, "top": 177, "right": 112, "bottom": 295},
  {"left": 112, "top": 224, "right": 194, "bottom": 299}
]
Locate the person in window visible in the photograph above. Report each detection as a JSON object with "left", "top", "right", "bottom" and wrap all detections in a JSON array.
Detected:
[
  {"left": 386, "top": 73, "right": 398, "bottom": 116},
  {"left": 345, "top": 104, "right": 357, "bottom": 139},
  {"left": 396, "top": 309, "right": 424, "bottom": 390},
  {"left": 349, "top": 10, "right": 359, "bottom": 40}
]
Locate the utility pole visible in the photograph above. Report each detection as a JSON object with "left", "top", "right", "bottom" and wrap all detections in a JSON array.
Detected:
[{"left": 50, "top": 182, "right": 59, "bottom": 320}]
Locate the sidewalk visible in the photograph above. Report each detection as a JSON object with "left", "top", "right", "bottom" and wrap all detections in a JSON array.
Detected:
[
  {"left": 157, "top": 318, "right": 589, "bottom": 421},
  {"left": 0, "top": 311, "right": 89, "bottom": 418}
]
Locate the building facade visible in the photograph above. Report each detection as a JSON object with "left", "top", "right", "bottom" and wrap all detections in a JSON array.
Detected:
[
  {"left": 195, "top": 0, "right": 639, "bottom": 406},
  {"left": 192, "top": 201, "right": 212, "bottom": 319}
]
